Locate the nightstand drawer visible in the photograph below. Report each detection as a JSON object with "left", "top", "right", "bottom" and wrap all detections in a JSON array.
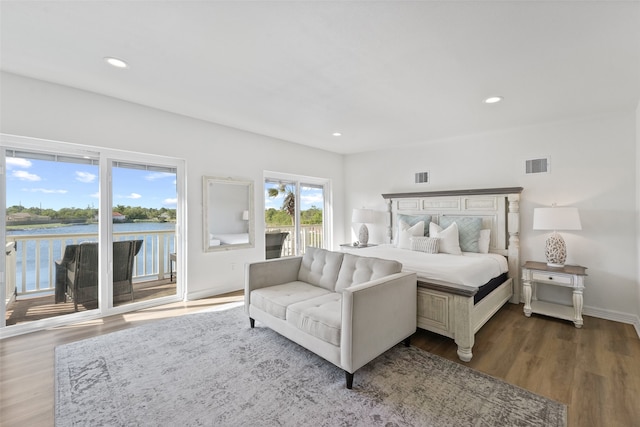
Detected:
[{"left": 531, "top": 272, "right": 573, "bottom": 285}]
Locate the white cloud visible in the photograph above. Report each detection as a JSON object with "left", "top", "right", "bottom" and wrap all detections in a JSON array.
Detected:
[
  {"left": 127, "top": 193, "right": 142, "bottom": 199},
  {"left": 301, "top": 193, "right": 324, "bottom": 205},
  {"left": 12, "top": 170, "right": 41, "bottom": 181},
  {"left": 163, "top": 198, "right": 177, "bottom": 205},
  {"left": 145, "top": 172, "right": 175, "bottom": 181},
  {"left": 75, "top": 171, "right": 96, "bottom": 183},
  {"left": 6, "top": 158, "right": 32, "bottom": 169},
  {"left": 90, "top": 192, "right": 100, "bottom": 198},
  {"left": 26, "top": 188, "right": 68, "bottom": 194}
]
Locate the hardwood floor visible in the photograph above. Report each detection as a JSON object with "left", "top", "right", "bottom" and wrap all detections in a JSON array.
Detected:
[
  {"left": 5, "top": 279, "right": 177, "bottom": 325},
  {"left": 1, "top": 295, "right": 638, "bottom": 427}
]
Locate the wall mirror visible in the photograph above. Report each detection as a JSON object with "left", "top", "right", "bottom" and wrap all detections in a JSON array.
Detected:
[{"left": 203, "top": 176, "right": 255, "bottom": 252}]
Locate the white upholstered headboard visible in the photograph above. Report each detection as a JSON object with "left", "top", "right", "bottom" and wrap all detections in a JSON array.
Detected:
[{"left": 381, "top": 187, "right": 523, "bottom": 303}]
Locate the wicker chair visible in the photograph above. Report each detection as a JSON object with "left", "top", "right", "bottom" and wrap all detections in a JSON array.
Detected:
[
  {"left": 55, "top": 240, "right": 143, "bottom": 311},
  {"left": 265, "top": 232, "right": 289, "bottom": 259}
]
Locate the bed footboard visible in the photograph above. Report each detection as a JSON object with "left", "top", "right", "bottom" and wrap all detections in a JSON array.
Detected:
[{"left": 417, "top": 278, "right": 513, "bottom": 362}]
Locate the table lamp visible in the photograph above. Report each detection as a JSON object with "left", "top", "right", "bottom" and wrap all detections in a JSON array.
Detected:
[
  {"left": 352, "top": 208, "right": 375, "bottom": 246},
  {"left": 533, "top": 206, "right": 581, "bottom": 267}
]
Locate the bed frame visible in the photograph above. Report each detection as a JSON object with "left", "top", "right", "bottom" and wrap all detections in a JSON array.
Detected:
[{"left": 381, "top": 187, "right": 523, "bottom": 362}]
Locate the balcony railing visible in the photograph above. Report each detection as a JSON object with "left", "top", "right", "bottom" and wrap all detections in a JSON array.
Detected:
[
  {"left": 4, "top": 230, "right": 175, "bottom": 300},
  {"left": 265, "top": 224, "right": 323, "bottom": 256}
]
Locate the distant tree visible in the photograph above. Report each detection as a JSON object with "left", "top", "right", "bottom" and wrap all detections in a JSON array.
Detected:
[
  {"left": 267, "top": 184, "right": 295, "bottom": 220},
  {"left": 301, "top": 206, "right": 323, "bottom": 225}
]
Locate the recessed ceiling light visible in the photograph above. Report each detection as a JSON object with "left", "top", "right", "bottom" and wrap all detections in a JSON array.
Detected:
[
  {"left": 484, "top": 96, "right": 503, "bottom": 104},
  {"left": 104, "top": 57, "right": 128, "bottom": 69},
  {"left": 332, "top": 132, "right": 342, "bottom": 137}
]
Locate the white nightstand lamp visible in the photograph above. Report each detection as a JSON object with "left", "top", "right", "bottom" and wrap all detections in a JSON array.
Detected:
[
  {"left": 352, "top": 208, "right": 375, "bottom": 246},
  {"left": 533, "top": 206, "right": 581, "bottom": 267}
]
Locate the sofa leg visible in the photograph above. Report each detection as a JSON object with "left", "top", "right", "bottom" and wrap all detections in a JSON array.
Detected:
[
  {"left": 403, "top": 336, "right": 411, "bottom": 347},
  {"left": 249, "top": 318, "right": 255, "bottom": 328},
  {"left": 345, "top": 371, "right": 354, "bottom": 389}
]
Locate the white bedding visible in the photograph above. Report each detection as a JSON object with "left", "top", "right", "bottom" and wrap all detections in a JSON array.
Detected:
[
  {"left": 211, "top": 233, "right": 249, "bottom": 245},
  {"left": 343, "top": 244, "right": 508, "bottom": 288}
]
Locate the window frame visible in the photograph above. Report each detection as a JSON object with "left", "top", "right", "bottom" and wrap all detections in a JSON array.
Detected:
[
  {"left": 0, "top": 133, "right": 186, "bottom": 338},
  {"left": 264, "top": 171, "right": 332, "bottom": 256}
]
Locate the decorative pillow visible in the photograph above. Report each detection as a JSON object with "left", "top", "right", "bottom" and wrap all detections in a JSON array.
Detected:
[
  {"left": 429, "top": 222, "right": 462, "bottom": 255},
  {"left": 478, "top": 229, "right": 491, "bottom": 254},
  {"left": 439, "top": 216, "right": 483, "bottom": 253},
  {"left": 397, "top": 214, "right": 432, "bottom": 236},
  {"left": 410, "top": 236, "right": 440, "bottom": 254},
  {"left": 397, "top": 220, "right": 424, "bottom": 250}
]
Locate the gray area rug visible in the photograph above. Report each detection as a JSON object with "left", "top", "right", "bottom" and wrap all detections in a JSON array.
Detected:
[{"left": 55, "top": 305, "right": 566, "bottom": 426}]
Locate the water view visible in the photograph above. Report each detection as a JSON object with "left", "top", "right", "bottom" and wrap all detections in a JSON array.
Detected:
[{"left": 7, "top": 222, "right": 176, "bottom": 294}]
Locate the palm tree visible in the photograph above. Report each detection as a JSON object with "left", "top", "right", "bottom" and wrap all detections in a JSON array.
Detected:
[{"left": 267, "top": 184, "right": 295, "bottom": 223}]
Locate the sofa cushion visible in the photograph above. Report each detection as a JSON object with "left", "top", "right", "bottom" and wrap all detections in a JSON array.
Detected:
[
  {"left": 251, "top": 282, "right": 331, "bottom": 320},
  {"left": 334, "top": 253, "right": 403, "bottom": 291},
  {"left": 297, "top": 246, "right": 344, "bottom": 291},
  {"left": 287, "top": 293, "right": 342, "bottom": 346}
]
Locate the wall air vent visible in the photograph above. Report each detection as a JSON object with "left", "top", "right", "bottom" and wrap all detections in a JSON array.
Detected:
[
  {"left": 415, "top": 171, "right": 429, "bottom": 184},
  {"left": 525, "top": 157, "right": 550, "bottom": 174}
]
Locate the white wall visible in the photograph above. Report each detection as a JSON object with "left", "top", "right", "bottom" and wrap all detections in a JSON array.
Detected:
[
  {"left": 344, "top": 112, "right": 639, "bottom": 323},
  {"left": 636, "top": 101, "right": 640, "bottom": 334},
  {"left": 0, "top": 72, "right": 345, "bottom": 299}
]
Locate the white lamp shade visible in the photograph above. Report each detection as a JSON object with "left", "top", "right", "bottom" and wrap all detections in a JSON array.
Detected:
[
  {"left": 533, "top": 207, "right": 581, "bottom": 231},
  {"left": 352, "top": 208, "right": 375, "bottom": 224}
]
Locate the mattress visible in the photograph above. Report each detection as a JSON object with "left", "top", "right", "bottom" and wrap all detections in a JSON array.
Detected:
[{"left": 342, "top": 244, "right": 508, "bottom": 288}]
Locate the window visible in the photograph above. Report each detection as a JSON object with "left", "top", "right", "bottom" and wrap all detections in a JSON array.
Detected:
[
  {"left": 1, "top": 134, "right": 185, "bottom": 336},
  {"left": 264, "top": 172, "right": 331, "bottom": 257}
]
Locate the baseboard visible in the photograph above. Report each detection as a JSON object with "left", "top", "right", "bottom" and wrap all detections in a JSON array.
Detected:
[
  {"left": 186, "top": 284, "right": 243, "bottom": 301},
  {"left": 583, "top": 306, "right": 640, "bottom": 338}
]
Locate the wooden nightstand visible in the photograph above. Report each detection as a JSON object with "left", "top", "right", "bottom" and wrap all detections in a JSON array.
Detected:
[{"left": 522, "top": 261, "right": 587, "bottom": 328}]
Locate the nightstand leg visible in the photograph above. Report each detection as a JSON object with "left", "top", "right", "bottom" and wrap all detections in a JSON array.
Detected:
[
  {"left": 523, "top": 279, "right": 532, "bottom": 317},
  {"left": 573, "top": 289, "right": 584, "bottom": 328}
]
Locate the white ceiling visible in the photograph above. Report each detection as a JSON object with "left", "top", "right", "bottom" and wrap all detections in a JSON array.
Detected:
[{"left": 1, "top": 1, "right": 639, "bottom": 154}]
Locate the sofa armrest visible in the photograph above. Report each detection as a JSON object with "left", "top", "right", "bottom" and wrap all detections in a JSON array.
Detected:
[
  {"left": 340, "top": 271, "right": 417, "bottom": 373},
  {"left": 244, "top": 257, "right": 303, "bottom": 313}
]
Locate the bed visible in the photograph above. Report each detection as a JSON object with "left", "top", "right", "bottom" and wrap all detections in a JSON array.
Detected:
[
  {"left": 346, "top": 187, "right": 522, "bottom": 362},
  {"left": 209, "top": 233, "right": 250, "bottom": 246}
]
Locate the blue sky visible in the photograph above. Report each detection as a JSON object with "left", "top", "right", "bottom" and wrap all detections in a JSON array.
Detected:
[{"left": 6, "top": 157, "right": 177, "bottom": 210}]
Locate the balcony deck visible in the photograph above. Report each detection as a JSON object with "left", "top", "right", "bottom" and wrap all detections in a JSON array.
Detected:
[{"left": 5, "top": 277, "right": 176, "bottom": 326}]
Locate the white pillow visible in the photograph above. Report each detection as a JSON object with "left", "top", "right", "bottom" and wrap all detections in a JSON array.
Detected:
[
  {"left": 429, "top": 222, "right": 462, "bottom": 255},
  {"left": 478, "top": 229, "right": 491, "bottom": 254},
  {"left": 410, "top": 236, "right": 440, "bottom": 254},
  {"left": 397, "top": 220, "right": 424, "bottom": 249}
]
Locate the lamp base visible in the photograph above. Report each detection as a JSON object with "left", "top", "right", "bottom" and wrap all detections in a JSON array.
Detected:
[
  {"left": 358, "top": 224, "right": 369, "bottom": 246},
  {"left": 545, "top": 231, "right": 566, "bottom": 268}
]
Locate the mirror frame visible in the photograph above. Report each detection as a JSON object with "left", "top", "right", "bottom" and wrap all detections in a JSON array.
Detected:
[{"left": 203, "top": 176, "right": 255, "bottom": 252}]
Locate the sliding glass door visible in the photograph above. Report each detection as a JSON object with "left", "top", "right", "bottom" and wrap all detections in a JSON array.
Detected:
[
  {"left": 264, "top": 173, "right": 330, "bottom": 258},
  {"left": 3, "top": 148, "right": 101, "bottom": 325},
  {"left": 1, "top": 135, "right": 184, "bottom": 335},
  {"left": 110, "top": 161, "right": 178, "bottom": 308}
]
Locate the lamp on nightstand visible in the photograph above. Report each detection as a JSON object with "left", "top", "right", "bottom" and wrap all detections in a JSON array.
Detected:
[
  {"left": 533, "top": 205, "right": 582, "bottom": 267},
  {"left": 352, "top": 208, "right": 375, "bottom": 246}
]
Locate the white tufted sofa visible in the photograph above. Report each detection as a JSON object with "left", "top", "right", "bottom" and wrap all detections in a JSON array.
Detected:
[{"left": 245, "top": 246, "right": 417, "bottom": 389}]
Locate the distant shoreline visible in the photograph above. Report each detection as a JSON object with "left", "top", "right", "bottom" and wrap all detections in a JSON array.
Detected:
[{"left": 6, "top": 223, "right": 75, "bottom": 231}]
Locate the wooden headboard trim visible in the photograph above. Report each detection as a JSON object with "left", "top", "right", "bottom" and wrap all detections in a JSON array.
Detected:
[{"left": 382, "top": 187, "right": 523, "bottom": 200}]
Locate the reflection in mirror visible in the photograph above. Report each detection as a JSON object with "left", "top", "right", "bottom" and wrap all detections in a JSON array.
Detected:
[{"left": 203, "top": 176, "right": 254, "bottom": 252}]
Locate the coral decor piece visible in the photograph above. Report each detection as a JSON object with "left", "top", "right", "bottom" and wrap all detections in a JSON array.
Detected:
[{"left": 545, "top": 231, "right": 567, "bottom": 267}]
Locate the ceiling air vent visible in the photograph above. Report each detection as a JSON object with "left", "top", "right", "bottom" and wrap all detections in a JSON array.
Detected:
[
  {"left": 525, "top": 157, "right": 550, "bottom": 174},
  {"left": 415, "top": 171, "right": 429, "bottom": 183}
]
